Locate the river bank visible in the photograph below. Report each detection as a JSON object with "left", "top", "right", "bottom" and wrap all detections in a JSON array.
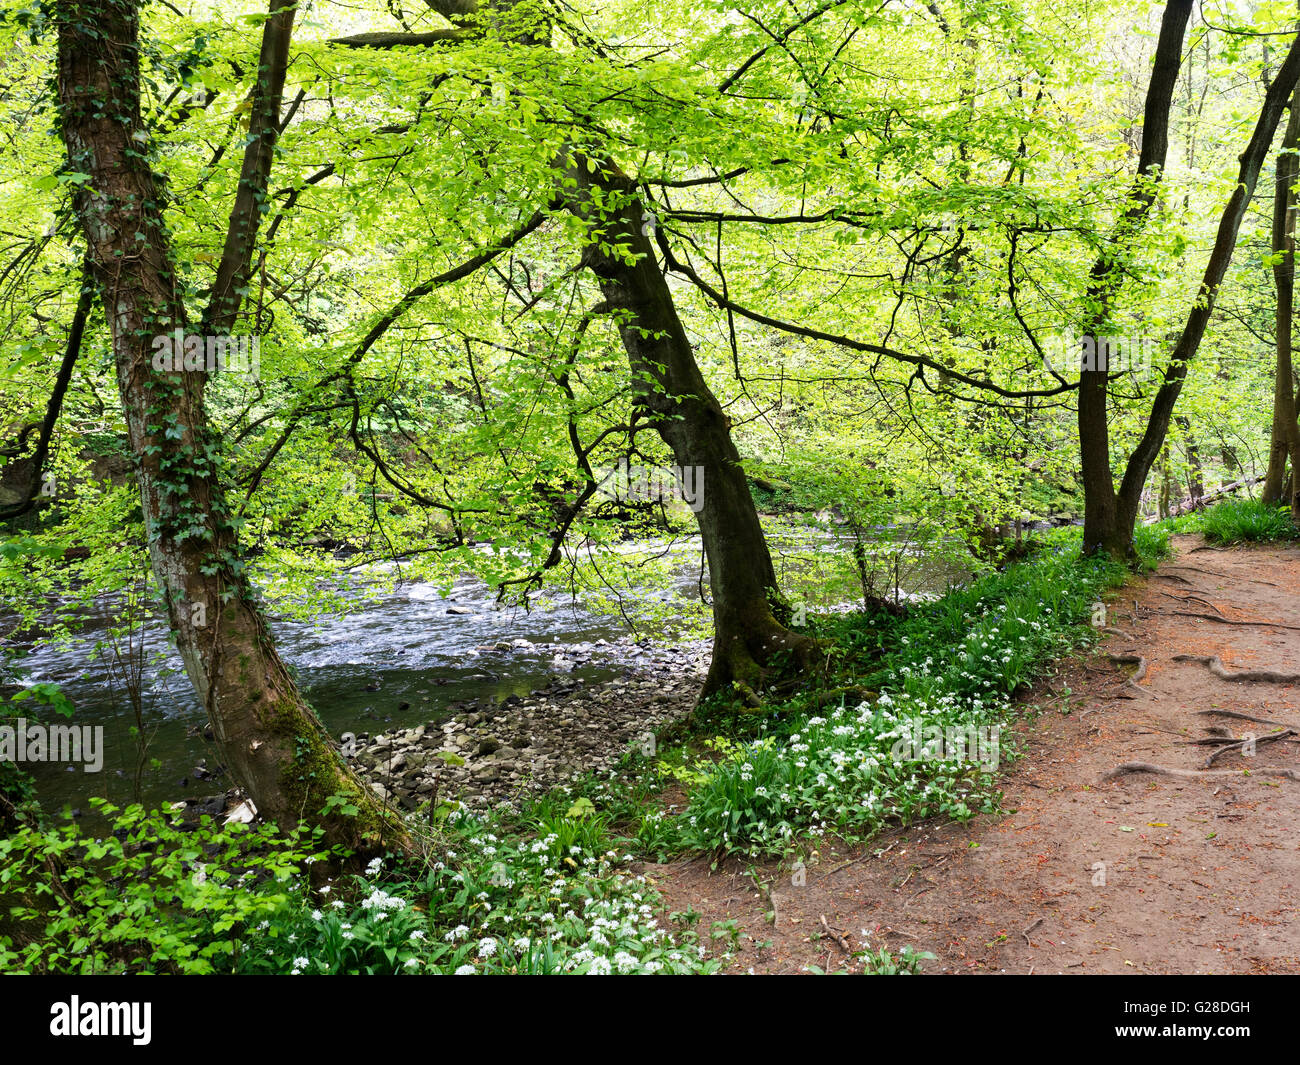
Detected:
[{"left": 347, "top": 639, "right": 707, "bottom": 810}]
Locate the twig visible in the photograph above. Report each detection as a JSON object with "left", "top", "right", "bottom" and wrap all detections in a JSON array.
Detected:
[
  {"left": 820, "top": 915, "right": 852, "bottom": 956},
  {"left": 1022, "top": 917, "right": 1043, "bottom": 945}
]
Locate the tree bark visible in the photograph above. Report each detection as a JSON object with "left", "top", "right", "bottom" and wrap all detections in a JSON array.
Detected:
[
  {"left": 54, "top": 0, "right": 408, "bottom": 855},
  {"left": 570, "top": 156, "right": 816, "bottom": 702},
  {"left": 1078, "top": 0, "right": 1191, "bottom": 558},
  {"left": 1263, "top": 84, "right": 1300, "bottom": 512},
  {"left": 203, "top": 0, "right": 297, "bottom": 334}
]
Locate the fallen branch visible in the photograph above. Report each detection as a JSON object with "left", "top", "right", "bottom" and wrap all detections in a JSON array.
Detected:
[
  {"left": 1159, "top": 476, "right": 1264, "bottom": 517},
  {"left": 820, "top": 915, "right": 852, "bottom": 956}
]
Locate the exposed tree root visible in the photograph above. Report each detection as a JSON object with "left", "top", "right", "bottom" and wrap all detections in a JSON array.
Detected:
[
  {"left": 1172, "top": 653, "right": 1300, "bottom": 683},
  {"left": 1108, "top": 654, "right": 1158, "bottom": 697},
  {"left": 1104, "top": 762, "right": 1300, "bottom": 782},
  {"left": 1203, "top": 728, "right": 1295, "bottom": 767},
  {"left": 1162, "top": 565, "right": 1277, "bottom": 588},
  {"left": 1197, "top": 708, "right": 1300, "bottom": 729},
  {"left": 1158, "top": 610, "right": 1300, "bottom": 631},
  {"left": 1157, "top": 591, "right": 1224, "bottom": 615}
]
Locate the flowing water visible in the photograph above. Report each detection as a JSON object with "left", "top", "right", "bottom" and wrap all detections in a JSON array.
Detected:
[{"left": 2, "top": 528, "right": 968, "bottom": 814}]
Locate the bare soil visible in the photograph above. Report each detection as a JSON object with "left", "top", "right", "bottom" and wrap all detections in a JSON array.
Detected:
[{"left": 641, "top": 535, "right": 1300, "bottom": 974}]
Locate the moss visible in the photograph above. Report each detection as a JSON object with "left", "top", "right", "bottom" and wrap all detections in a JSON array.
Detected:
[{"left": 265, "top": 696, "right": 409, "bottom": 858}]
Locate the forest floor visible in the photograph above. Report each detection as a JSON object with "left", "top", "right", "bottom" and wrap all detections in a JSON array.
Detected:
[{"left": 642, "top": 534, "right": 1300, "bottom": 974}]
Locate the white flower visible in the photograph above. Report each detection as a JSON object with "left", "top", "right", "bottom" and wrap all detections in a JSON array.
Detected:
[
  {"left": 455, "top": 964, "right": 476, "bottom": 975},
  {"left": 477, "top": 937, "right": 498, "bottom": 957}
]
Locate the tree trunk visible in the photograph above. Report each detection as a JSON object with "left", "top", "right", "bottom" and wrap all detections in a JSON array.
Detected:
[
  {"left": 1175, "top": 414, "right": 1203, "bottom": 501},
  {"left": 1263, "top": 84, "right": 1300, "bottom": 510},
  {"left": 1078, "top": 0, "right": 1191, "bottom": 558},
  {"left": 1115, "top": 37, "right": 1300, "bottom": 533},
  {"left": 571, "top": 156, "right": 816, "bottom": 703},
  {"left": 54, "top": 0, "right": 408, "bottom": 855},
  {"left": 1158, "top": 446, "right": 1172, "bottom": 519}
]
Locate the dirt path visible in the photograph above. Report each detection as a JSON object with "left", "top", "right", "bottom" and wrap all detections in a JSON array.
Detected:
[{"left": 643, "top": 535, "right": 1300, "bottom": 974}]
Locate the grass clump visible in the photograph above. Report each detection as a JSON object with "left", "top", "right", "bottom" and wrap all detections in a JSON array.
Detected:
[{"left": 1198, "top": 498, "right": 1298, "bottom": 545}]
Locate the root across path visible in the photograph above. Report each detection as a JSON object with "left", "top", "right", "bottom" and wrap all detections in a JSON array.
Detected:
[{"left": 642, "top": 534, "right": 1300, "bottom": 974}]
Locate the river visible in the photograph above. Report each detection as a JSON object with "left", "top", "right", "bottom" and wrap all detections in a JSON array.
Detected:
[{"left": 2, "top": 527, "right": 968, "bottom": 814}]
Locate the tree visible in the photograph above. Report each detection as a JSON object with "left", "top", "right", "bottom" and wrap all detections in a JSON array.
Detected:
[
  {"left": 333, "top": 0, "right": 817, "bottom": 702},
  {"left": 1076, "top": 0, "right": 1190, "bottom": 558},
  {"left": 1262, "top": 82, "right": 1300, "bottom": 517},
  {"left": 52, "top": 0, "right": 409, "bottom": 854},
  {"left": 1078, "top": 4, "right": 1300, "bottom": 555}
]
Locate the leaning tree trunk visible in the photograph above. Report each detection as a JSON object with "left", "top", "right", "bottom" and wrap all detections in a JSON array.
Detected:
[
  {"left": 1263, "top": 84, "right": 1300, "bottom": 512},
  {"left": 571, "top": 156, "right": 816, "bottom": 702},
  {"left": 54, "top": 0, "right": 408, "bottom": 855},
  {"left": 1078, "top": 0, "right": 1191, "bottom": 558},
  {"left": 332, "top": 3, "right": 816, "bottom": 703},
  {"left": 1115, "top": 31, "right": 1300, "bottom": 534}
]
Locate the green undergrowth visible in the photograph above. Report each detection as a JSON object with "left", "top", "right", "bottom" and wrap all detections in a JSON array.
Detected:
[
  {"left": 1157, "top": 496, "right": 1298, "bottom": 543},
  {"left": 1, "top": 526, "right": 1167, "bottom": 975},
  {"left": 1197, "top": 498, "right": 1298, "bottom": 544},
  {"left": 615, "top": 524, "right": 1169, "bottom": 860},
  {"left": 0, "top": 797, "right": 728, "bottom": 975}
]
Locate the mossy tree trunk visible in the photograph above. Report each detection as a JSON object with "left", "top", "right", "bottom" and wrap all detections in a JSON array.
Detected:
[{"left": 54, "top": 0, "right": 409, "bottom": 855}]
